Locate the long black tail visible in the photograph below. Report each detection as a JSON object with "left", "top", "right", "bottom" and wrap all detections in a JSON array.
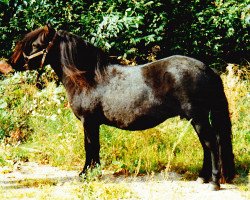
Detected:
[{"left": 210, "top": 75, "right": 235, "bottom": 182}]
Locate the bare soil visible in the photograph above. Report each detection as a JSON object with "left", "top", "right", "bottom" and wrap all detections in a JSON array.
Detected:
[{"left": 0, "top": 162, "right": 248, "bottom": 199}]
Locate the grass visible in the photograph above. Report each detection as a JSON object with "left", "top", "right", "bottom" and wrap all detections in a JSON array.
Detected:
[{"left": 0, "top": 64, "right": 249, "bottom": 193}]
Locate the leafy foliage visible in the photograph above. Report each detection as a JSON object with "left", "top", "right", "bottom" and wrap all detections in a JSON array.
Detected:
[{"left": 0, "top": 0, "right": 249, "bottom": 68}]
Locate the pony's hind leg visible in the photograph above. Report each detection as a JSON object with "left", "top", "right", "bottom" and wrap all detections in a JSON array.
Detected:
[
  {"left": 195, "top": 133, "right": 212, "bottom": 184},
  {"left": 191, "top": 117, "right": 221, "bottom": 191},
  {"left": 79, "top": 118, "right": 101, "bottom": 176}
]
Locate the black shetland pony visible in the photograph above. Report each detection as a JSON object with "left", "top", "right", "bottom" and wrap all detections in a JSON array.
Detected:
[{"left": 10, "top": 25, "right": 235, "bottom": 190}]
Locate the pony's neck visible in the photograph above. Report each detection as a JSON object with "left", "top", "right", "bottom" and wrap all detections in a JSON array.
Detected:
[
  {"left": 48, "top": 49, "right": 99, "bottom": 92},
  {"left": 47, "top": 49, "right": 64, "bottom": 81}
]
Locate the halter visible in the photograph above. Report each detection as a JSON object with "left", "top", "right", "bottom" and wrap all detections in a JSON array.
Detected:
[{"left": 22, "top": 33, "right": 57, "bottom": 69}]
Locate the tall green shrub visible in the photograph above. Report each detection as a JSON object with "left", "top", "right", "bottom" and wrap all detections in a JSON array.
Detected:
[
  {"left": 0, "top": 0, "right": 249, "bottom": 69},
  {"left": 162, "top": 0, "right": 249, "bottom": 68}
]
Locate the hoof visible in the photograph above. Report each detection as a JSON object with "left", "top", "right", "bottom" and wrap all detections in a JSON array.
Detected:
[
  {"left": 79, "top": 170, "right": 87, "bottom": 178},
  {"left": 209, "top": 182, "right": 220, "bottom": 191},
  {"left": 196, "top": 177, "right": 209, "bottom": 184}
]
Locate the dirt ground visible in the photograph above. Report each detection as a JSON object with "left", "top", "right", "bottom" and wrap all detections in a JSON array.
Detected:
[{"left": 0, "top": 162, "right": 249, "bottom": 199}]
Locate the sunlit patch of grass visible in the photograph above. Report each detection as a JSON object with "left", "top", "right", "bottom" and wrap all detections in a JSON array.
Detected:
[
  {"left": 99, "top": 118, "right": 202, "bottom": 177},
  {"left": 27, "top": 110, "right": 85, "bottom": 170}
]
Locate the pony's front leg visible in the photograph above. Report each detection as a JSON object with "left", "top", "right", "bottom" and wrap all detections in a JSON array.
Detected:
[{"left": 79, "top": 118, "right": 100, "bottom": 176}]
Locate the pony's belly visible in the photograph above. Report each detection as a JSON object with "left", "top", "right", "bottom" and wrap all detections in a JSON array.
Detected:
[
  {"left": 103, "top": 108, "right": 178, "bottom": 131},
  {"left": 117, "top": 117, "right": 168, "bottom": 131}
]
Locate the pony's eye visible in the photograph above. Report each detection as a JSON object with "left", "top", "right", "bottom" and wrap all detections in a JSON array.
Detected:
[{"left": 32, "top": 43, "right": 39, "bottom": 48}]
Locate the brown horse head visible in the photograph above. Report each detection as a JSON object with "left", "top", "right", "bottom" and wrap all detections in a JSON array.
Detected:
[{"left": 10, "top": 24, "right": 56, "bottom": 71}]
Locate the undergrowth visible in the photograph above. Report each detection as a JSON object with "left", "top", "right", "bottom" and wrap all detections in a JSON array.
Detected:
[{"left": 0, "top": 64, "right": 249, "bottom": 186}]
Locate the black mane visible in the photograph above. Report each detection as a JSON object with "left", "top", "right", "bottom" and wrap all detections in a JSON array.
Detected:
[
  {"left": 57, "top": 30, "right": 109, "bottom": 73},
  {"left": 55, "top": 30, "right": 110, "bottom": 88}
]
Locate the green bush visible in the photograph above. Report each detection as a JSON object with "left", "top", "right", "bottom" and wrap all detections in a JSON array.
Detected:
[
  {"left": 165, "top": 0, "right": 250, "bottom": 69},
  {"left": 0, "top": 0, "right": 249, "bottom": 68}
]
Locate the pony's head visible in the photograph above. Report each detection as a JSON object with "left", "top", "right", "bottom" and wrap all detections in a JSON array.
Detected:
[
  {"left": 10, "top": 24, "right": 56, "bottom": 71},
  {"left": 10, "top": 24, "right": 110, "bottom": 88}
]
